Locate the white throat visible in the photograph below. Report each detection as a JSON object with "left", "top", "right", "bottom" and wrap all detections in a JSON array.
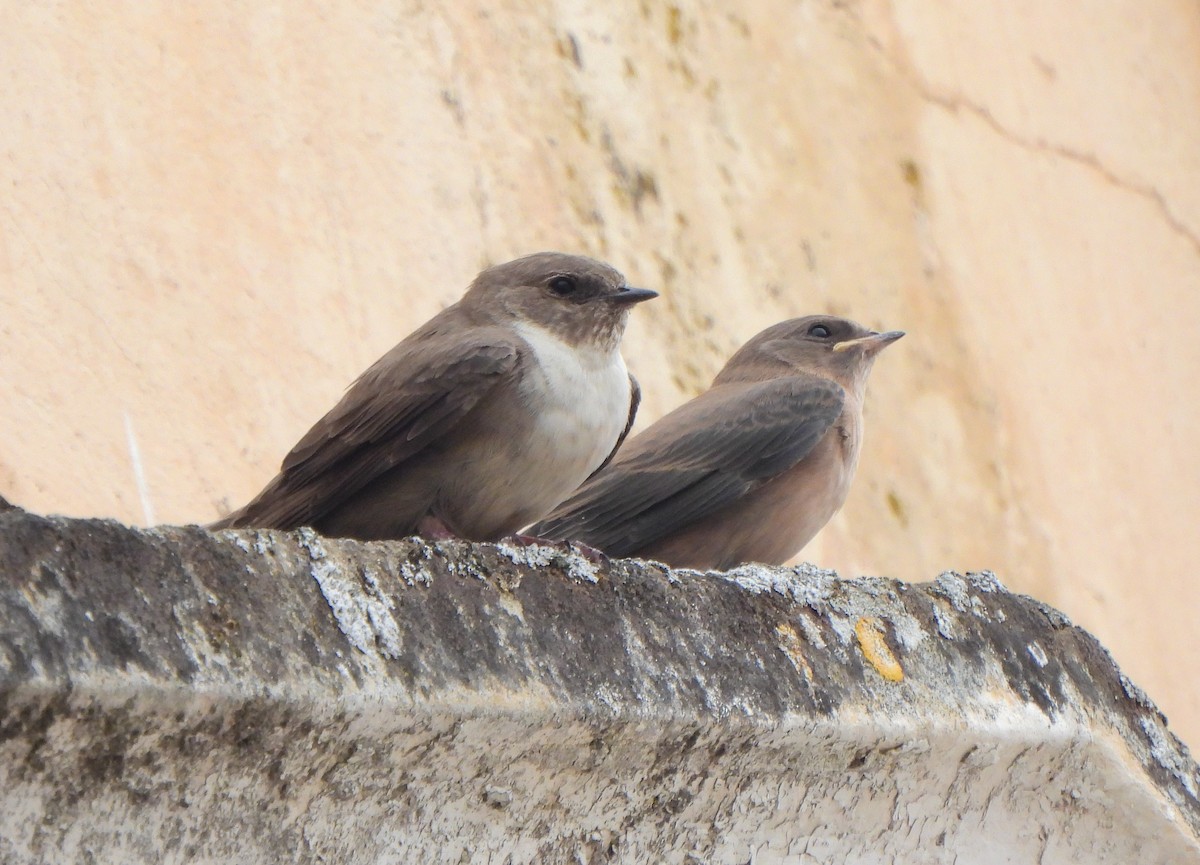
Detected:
[
  {"left": 513, "top": 321, "right": 628, "bottom": 393},
  {"left": 512, "top": 320, "right": 630, "bottom": 484}
]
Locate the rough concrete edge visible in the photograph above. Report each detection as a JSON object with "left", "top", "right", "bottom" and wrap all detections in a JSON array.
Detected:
[
  {"left": 1, "top": 505, "right": 1198, "bottom": 837},
  {"left": 722, "top": 559, "right": 1200, "bottom": 808}
]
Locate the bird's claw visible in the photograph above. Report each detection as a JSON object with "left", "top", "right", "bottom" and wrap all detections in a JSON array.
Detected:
[
  {"left": 501, "top": 533, "right": 609, "bottom": 566},
  {"left": 417, "top": 515, "right": 460, "bottom": 541}
]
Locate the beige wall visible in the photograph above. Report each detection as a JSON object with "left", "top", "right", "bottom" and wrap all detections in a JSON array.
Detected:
[{"left": 3, "top": 2, "right": 1198, "bottom": 745}]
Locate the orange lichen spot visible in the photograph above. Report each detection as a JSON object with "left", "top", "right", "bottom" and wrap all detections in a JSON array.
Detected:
[
  {"left": 855, "top": 617, "right": 903, "bottom": 682},
  {"left": 775, "top": 623, "right": 813, "bottom": 681}
]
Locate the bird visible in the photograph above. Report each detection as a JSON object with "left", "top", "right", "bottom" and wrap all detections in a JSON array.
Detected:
[
  {"left": 530, "top": 315, "right": 903, "bottom": 570},
  {"left": 211, "top": 252, "right": 657, "bottom": 541}
]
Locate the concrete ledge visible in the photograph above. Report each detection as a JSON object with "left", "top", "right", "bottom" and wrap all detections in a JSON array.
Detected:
[{"left": 1, "top": 507, "right": 1197, "bottom": 863}]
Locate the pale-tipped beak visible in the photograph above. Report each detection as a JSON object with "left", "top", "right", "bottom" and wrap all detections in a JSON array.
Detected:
[
  {"left": 608, "top": 286, "right": 659, "bottom": 305},
  {"left": 832, "top": 330, "right": 906, "bottom": 353}
]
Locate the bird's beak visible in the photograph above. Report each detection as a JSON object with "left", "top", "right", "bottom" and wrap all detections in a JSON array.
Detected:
[
  {"left": 832, "top": 330, "right": 905, "bottom": 354},
  {"left": 608, "top": 286, "right": 659, "bottom": 305}
]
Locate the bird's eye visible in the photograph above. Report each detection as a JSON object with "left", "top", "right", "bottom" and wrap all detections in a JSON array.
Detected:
[
  {"left": 548, "top": 275, "right": 578, "bottom": 296},
  {"left": 808, "top": 324, "right": 831, "bottom": 338}
]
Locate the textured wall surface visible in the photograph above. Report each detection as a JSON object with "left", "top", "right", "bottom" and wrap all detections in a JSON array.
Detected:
[
  {"left": 1, "top": 505, "right": 1198, "bottom": 864},
  {"left": 2, "top": 1, "right": 1199, "bottom": 747}
]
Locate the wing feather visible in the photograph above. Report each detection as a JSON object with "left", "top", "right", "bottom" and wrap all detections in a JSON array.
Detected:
[
  {"left": 216, "top": 333, "right": 521, "bottom": 529},
  {"left": 531, "top": 374, "right": 844, "bottom": 556}
]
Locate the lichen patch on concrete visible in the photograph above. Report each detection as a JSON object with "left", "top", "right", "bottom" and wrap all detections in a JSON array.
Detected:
[
  {"left": 0, "top": 506, "right": 1197, "bottom": 864},
  {"left": 854, "top": 616, "right": 904, "bottom": 682}
]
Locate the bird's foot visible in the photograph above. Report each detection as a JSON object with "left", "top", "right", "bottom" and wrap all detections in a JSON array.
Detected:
[
  {"left": 417, "top": 515, "right": 460, "bottom": 541},
  {"left": 563, "top": 539, "right": 609, "bottom": 566},
  {"left": 501, "top": 532, "right": 609, "bottom": 566}
]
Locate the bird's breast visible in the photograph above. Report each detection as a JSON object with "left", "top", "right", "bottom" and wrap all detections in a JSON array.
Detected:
[{"left": 507, "top": 322, "right": 630, "bottom": 497}]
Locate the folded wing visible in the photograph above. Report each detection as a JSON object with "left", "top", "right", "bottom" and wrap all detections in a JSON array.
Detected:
[
  {"left": 215, "top": 333, "right": 521, "bottom": 530},
  {"left": 531, "top": 374, "right": 845, "bottom": 556}
]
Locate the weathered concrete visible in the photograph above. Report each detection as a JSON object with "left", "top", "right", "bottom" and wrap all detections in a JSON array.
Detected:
[{"left": 1, "top": 507, "right": 1196, "bottom": 863}]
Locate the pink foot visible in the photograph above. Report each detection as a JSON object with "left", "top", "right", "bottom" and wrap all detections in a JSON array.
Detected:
[
  {"left": 502, "top": 533, "right": 609, "bottom": 566},
  {"left": 565, "top": 540, "right": 609, "bottom": 566},
  {"left": 417, "top": 515, "right": 460, "bottom": 541}
]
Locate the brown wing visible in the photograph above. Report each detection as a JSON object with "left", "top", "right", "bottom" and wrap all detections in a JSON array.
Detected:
[
  {"left": 530, "top": 374, "right": 844, "bottom": 556},
  {"left": 214, "top": 332, "right": 521, "bottom": 530}
]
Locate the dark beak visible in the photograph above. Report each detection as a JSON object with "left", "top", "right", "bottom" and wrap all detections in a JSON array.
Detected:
[{"left": 608, "top": 286, "right": 659, "bottom": 305}]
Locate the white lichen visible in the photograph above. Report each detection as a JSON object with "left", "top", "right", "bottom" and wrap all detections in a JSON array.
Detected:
[
  {"left": 494, "top": 541, "right": 600, "bottom": 584},
  {"left": 931, "top": 601, "right": 957, "bottom": 640},
  {"left": 721, "top": 562, "right": 837, "bottom": 605},
  {"left": 298, "top": 528, "right": 404, "bottom": 660},
  {"left": 1139, "top": 715, "right": 1199, "bottom": 800}
]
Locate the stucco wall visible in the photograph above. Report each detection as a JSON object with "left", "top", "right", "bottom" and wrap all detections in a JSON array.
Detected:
[{"left": 2, "top": 1, "right": 1199, "bottom": 745}]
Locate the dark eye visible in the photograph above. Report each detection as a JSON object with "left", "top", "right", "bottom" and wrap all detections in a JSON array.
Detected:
[
  {"left": 548, "top": 275, "right": 577, "bottom": 296},
  {"left": 808, "top": 323, "right": 831, "bottom": 338}
]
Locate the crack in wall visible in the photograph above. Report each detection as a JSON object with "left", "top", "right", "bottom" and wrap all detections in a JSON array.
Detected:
[
  {"left": 920, "top": 87, "right": 1200, "bottom": 258},
  {"left": 867, "top": 37, "right": 1200, "bottom": 259}
]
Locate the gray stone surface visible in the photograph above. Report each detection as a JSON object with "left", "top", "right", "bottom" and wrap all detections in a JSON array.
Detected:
[{"left": 0, "top": 506, "right": 1197, "bottom": 864}]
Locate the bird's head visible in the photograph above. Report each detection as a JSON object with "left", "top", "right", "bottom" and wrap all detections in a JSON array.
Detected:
[
  {"left": 469, "top": 252, "right": 657, "bottom": 351},
  {"left": 715, "top": 314, "right": 904, "bottom": 394}
]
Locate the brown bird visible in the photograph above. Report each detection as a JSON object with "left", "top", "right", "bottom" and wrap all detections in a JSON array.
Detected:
[
  {"left": 212, "top": 252, "right": 657, "bottom": 541},
  {"left": 530, "top": 315, "right": 903, "bottom": 570}
]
